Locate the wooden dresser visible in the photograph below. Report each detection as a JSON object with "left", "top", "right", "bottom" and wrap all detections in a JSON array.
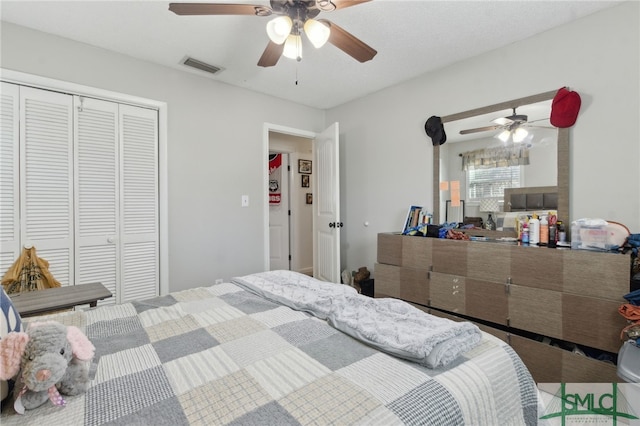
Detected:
[{"left": 375, "top": 233, "right": 631, "bottom": 383}]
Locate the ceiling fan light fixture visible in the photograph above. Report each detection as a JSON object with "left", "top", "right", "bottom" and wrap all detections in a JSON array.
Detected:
[
  {"left": 513, "top": 127, "right": 529, "bottom": 143},
  {"left": 304, "top": 19, "right": 330, "bottom": 48},
  {"left": 266, "top": 16, "right": 292, "bottom": 45},
  {"left": 498, "top": 130, "right": 511, "bottom": 143},
  {"left": 283, "top": 34, "right": 303, "bottom": 61}
]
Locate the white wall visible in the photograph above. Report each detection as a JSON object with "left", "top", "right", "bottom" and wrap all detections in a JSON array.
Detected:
[
  {"left": 327, "top": 1, "right": 639, "bottom": 274},
  {"left": 1, "top": 22, "right": 325, "bottom": 291}
]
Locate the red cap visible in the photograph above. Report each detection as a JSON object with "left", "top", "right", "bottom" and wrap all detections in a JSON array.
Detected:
[{"left": 550, "top": 87, "right": 581, "bottom": 128}]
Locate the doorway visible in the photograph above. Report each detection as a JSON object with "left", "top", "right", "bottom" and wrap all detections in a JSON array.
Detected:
[
  {"left": 263, "top": 122, "right": 341, "bottom": 283},
  {"left": 268, "top": 132, "right": 314, "bottom": 275}
]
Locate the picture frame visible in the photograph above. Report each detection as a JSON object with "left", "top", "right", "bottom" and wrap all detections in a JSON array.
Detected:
[
  {"left": 298, "top": 159, "right": 312, "bottom": 174},
  {"left": 306, "top": 193, "right": 313, "bottom": 204},
  {"left": 301, "top": 174, "right": 310, "bottom": 188}
]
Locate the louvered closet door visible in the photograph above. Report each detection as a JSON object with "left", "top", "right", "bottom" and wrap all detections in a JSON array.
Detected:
[
  {"left": 74, "top": 97, "right": 119, "bottom": 304},
  {"left": 0, "top": 83, "right": 20, "bottom": 273},
  {"left": 20, "top": 87, "right": 74, "bottom": 285},
  {"left": 119, "top": 105, "right": 159, "bottom": 303}
]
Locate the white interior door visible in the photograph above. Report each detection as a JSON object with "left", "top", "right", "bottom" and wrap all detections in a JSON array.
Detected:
[
  {"left": 313, "top": 122, "right": 340, "bottom": 283},
  {"left": 119, "top": 104, "right": 159, "bottom": 303},
  {"left": 0, "top": 83, "right": 20, "bottom": 274},
  {"left": 74, "top": 96, "right": 119, "bottom": 304},
  {"left": 20, "top": 86, "right": 74, "bottom": 286},
  {"left": 269, "top": 153, "right": 290, "bottom": 270}
]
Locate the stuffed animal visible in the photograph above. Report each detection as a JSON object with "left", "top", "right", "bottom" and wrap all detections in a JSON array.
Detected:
[
  {"left": 0, "top": 320, "right": 94, "bottom": 413},
  {"left": 353, "top": 267, "right": 370, "bottom": 285}
]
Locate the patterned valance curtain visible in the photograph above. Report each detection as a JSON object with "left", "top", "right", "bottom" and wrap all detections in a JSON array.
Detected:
[{"left": 461, "top": 145, "right": 530, "bottom": 170}]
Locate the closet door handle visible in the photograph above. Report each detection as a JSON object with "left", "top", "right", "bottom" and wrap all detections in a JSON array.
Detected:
[{"left": 329, "top": 222, "right": 335, "bottom": 228}]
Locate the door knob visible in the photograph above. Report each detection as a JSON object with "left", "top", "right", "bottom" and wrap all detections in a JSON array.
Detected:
[{"left": 329, "top": 222, "right": 335, "bottom": 228}]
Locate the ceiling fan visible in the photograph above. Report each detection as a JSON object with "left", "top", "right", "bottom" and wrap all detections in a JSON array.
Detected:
[
  {"left": 460, "top": 108, "right": 550, "bottom": 143},
  {"left": 169, "top": 1, "right": 377, "bottom": 67}
]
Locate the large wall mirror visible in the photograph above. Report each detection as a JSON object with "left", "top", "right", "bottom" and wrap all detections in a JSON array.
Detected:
[{"left": 432, "top": 90, "right": 570, "bottom": 233}]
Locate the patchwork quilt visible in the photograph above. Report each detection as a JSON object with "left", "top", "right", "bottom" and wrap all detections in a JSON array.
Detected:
[{"left": 1, "top": 279, "right": 538, "bottom": 425}]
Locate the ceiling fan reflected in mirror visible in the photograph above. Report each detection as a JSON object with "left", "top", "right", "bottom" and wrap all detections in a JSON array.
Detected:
[
  {"left": 459, "top": 108, "right": 552, "bottom": 143},
  {"left": 169, "top": 1, "right": 377, "bottom": 67}
]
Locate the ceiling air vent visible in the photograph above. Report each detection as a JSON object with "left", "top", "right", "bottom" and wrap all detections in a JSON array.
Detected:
[{"left": 182, "top": 57, "right": 221, "bottom": 75}]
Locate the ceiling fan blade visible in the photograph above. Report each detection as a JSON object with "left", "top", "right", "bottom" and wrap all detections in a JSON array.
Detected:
[
  {"left": 332, "top": 0, "right": 372, "bottom": 10},
  {"left": 258, "top": 41, "right": 284, "bottom": 67},
  {"left": 526, "top": 117, "right": 550, "bottom": 124},
  {"left": 525, "top": 125, "right": 556, "bottom": 130},
  {"left": 459, "top": 125, "right": 502, "bottom": 135},
  {"left": 169, "top": 3, "right": 269, "bottom": 16},
  {"left": 320, "top": 20, "right": 376, "bottom": 63}
]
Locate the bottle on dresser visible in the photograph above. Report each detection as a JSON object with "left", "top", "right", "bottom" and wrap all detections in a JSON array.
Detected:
[
  {"left": 529, "top": 215, "right": 540, "bottom": 245},
  {"left": 548, "top": 214, "right": 557, "bottom": 248},
  {"left": 539, "top": 215, "right": 549, "bottom": 246},
  {"left": 521, "top": 222, "right": 530, "bottom": 244},
  {"left": 558, "top": 221, "right": 566, "bottom": 244}
]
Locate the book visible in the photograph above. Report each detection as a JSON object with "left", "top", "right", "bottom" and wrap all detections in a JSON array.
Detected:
[
  {"left": 403, "top": 205, "right": 422, "bottom": 233},
  {"left": 418, "top": 209, "right": 432, "bottom": 225}
]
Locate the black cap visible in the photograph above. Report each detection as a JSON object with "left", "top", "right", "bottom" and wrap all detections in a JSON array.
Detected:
[{"left": 425, "top": 116, "right": 446, "bottom": 146}]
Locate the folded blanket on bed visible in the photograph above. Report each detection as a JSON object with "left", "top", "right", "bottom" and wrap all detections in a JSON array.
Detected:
[{"left": 232, "top": 270, "right": 482, "bottom": 368}]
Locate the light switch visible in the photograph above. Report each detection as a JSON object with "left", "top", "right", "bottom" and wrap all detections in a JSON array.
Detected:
[{"left": 241, "top": 195, "right": 249, "bottom": 207}]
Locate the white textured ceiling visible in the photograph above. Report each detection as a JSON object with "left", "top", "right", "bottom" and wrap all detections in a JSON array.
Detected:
[{"left": 0, "top": 0, "right": 621, "bottom": 109}]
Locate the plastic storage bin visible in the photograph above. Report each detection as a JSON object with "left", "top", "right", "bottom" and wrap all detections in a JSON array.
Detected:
[
  {"left": 571, "top": 219, "right": 609, "bottom": 251},
  {"left": 617, "top": 341, "right": 640, "bottom": 382}
]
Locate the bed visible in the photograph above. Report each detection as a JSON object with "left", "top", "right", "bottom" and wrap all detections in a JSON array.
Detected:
[{"left": 1, "top": 270, "right": 538, "bottom": 425}]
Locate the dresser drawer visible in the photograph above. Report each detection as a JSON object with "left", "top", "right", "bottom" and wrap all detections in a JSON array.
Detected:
[
  {"left": 467, "top": 243, "right": 510, "bottom": 282},
  {"left": 560, "top": 350, "right": 620, "bottom": 383},
  {"left": 399, "top": 266, "right": 429, "bottom": 306},
  {"left": 430, "top": 272, "right": 465, "bottom": 314},
  {"left": 432, "top": 239, "right": 468, "bottom": 275},
  {"left": 424, "top": 306, "right": 509, "bottom": 343},
  {"left": 377, "top": 233, "right": 403, "bottom": 266},
  {"left": 510, "top": 334, "right": 562, "bottom": 383},
  {"left": 562, "top": 293, "right": 628, "bottom": 353},
  {"left": 508, "top": 285, "right": 562, "bottom": 340},
  {"left": 510, "top": 246, "right": 563, "bottom": 292},
  {"left": 465, "top": 278, "right": 508, "bottom": 325},
  {"left": 402, "top": 235, "right": 432, "bottom": 269},
  {"left": 510, "top": 334, "right": 620, "bottom": 383},
  {"left": 373, "top": 263, "right": 400, "bottom": 298},
  {"left": 562, "top": 250, "right": 629, "bottom": 300}
]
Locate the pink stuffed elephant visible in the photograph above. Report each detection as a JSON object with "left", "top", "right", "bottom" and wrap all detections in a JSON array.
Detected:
[{"left": 0, "top": 320, "right": 94, "bottom": 413}]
